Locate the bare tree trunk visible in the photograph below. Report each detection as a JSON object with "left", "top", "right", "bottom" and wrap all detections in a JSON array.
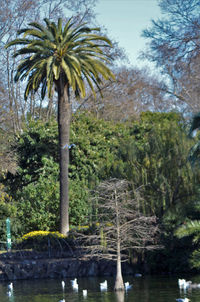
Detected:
[
  {"left": 114, "top": 242, "right": 124, "bottom": 291},
  {"left": 38, "top": 96, "right": 43, "bottom": 119},
  {"left": 57, "top": 76, "right": 71, "bottom": 235},
  {"left": 46, "top": 95, "right": 54, "bottom": 120},
  {"left": 114, "top": 188, "right": 124, "bottom": 291}
]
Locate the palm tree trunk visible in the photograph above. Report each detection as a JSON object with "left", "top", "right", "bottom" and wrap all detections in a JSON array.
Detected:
[{"left": 57, "top": 76, "right": 71, "bottom": 235}]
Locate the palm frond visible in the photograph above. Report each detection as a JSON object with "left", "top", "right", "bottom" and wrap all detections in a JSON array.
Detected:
[
  {"left": 57, "top": 18, "right": 63, "bottom": 36},
  {"left": 61, "top": 58, "right": 73, "bottom": 87},
  {"left": 5, "top": 38, "right": 30, "bottom": 48},
  {"left": 63, "top": 17, "right": 74, "bottom": 36},
  {"left": 175, "top": 220, "right": 200, "bottom": 239}
]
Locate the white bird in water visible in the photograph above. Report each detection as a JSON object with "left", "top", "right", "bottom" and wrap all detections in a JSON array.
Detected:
[
  {"left": 61, "top": 281, "right": 65, "bottom": 291},
  {"left": 71, "top": 278, "right": 78, "bottom": 291},
  {"left": 59, "top": 299, "right": 65, "bottom": 302},
  {"left": 83, "top": 289, "right": 87, "bottom": 297},
  {"left": 100, "top": 280, "right": 107, "bottom": 287},
  {"left": 8, "top": 283, "right": 13, "bottom": 292},
  {"left": 189, "top": 282, "right": 200, "bottom": 288},
  {"left": 100, "top": 280, "right": 107, "bottom": 291},
  {"left": 71, "top": 278, "right": 77, "bottom": 285},
  {"left": 178, "top": 279, "right": 192, "bottom": 290},
  {"left": 7, "top": 282, "right": 13, "bottom": 297},
  {"left": 124, "top": 282, "right": 132, "bottom": 290},
  {"left": 178, "top": 279, "right": 191, "bottom": 289},
  {"left": 176, "top": 298, "right": 190, "bottom": 302},
  {"left": 178, "top": 279, "right": 185, "bottom": 288}
]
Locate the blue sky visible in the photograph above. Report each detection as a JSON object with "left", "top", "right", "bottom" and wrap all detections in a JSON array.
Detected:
[{"left": 94, "top": 0, "right": 162, "bottom": 69}]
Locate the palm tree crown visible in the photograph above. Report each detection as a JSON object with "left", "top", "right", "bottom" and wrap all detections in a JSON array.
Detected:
[{"left": 6, "top": 17, "right": 115, "bottom": 99}]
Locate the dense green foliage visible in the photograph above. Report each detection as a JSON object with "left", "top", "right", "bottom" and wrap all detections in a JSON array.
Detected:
[
  {"left": 113, "top": 112, "right": 198, "bottom": 217},
  {"left": 4, "top": 114, "right": 130, "bottom": 232},
  {"left": 173, "top": 113, "right": 200, "bottom": 270},
  {"left": 1, "top": 111, "right": 200, "bottom": 273}
]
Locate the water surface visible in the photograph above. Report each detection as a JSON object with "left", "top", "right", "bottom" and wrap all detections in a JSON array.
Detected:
[{"left": 1, "top": 275, "right": 200, "bottom": 302}]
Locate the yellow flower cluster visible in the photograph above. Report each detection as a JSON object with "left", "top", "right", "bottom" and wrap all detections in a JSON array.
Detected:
[{"left": 21, "top": 230, "right": 66, "bottom": 241}]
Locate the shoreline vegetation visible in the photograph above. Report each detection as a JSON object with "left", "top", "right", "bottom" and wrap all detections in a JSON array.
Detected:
[{"left": 1, "top": 112, "right": 200, "bottom": 281}]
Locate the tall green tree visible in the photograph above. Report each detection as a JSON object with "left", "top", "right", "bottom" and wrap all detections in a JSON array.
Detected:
[
  {"left": 5, "top": 18, "right": 115, "bottom": 234},
  {"left": 174, "top": 113, "right": 200, "bottom": 270},
  {"left": 188, "top": 113, "right": 200, "bottom": 166}
]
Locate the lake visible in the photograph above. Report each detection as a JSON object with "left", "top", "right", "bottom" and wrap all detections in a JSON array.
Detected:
[{"left": 1, "top": 275, "right": 200, "bottom": 302}]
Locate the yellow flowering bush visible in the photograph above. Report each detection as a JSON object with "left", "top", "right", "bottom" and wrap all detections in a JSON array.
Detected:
[
  {"left": 21, "top": 230, "right": 66, "bottom": 240},
  {"left": 18, "top": 230, "right": 69, "bottom": 252}
]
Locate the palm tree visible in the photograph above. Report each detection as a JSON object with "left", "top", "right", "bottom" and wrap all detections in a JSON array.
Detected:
[{"left": 6, "top": 18, "right": 115, "bottom": 234}]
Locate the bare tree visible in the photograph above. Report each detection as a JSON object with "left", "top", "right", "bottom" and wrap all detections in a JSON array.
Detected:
[
  {"left": 73, "top": 179, "right": 160, "bottom": 291},
  {"left": 141, "top": 0, "right": 200, "bottom": 114},
  {"left": 79, "top": 66, "right": 173, "bottom": 121},
  {"left": 161, "top": 55, "right": 200, "bottom": 114},
  {"left": 0, "top": 77, "right": 17, "bottom": 175}
]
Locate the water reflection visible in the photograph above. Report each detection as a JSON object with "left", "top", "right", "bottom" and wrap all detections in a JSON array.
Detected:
[
  {"left": 8, "top": 291, "right": 15, "bottom": 302},
  {"left": 115, "top": 291, "right": 124, "bottom": 302}
]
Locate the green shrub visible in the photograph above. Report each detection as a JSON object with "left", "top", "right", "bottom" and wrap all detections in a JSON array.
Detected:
[
  {"left": 16, "top": 230, "right": 72, "bottom": 253},
  {"left": 190, "top": 249, "right": 200, "bottom": 269}
]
